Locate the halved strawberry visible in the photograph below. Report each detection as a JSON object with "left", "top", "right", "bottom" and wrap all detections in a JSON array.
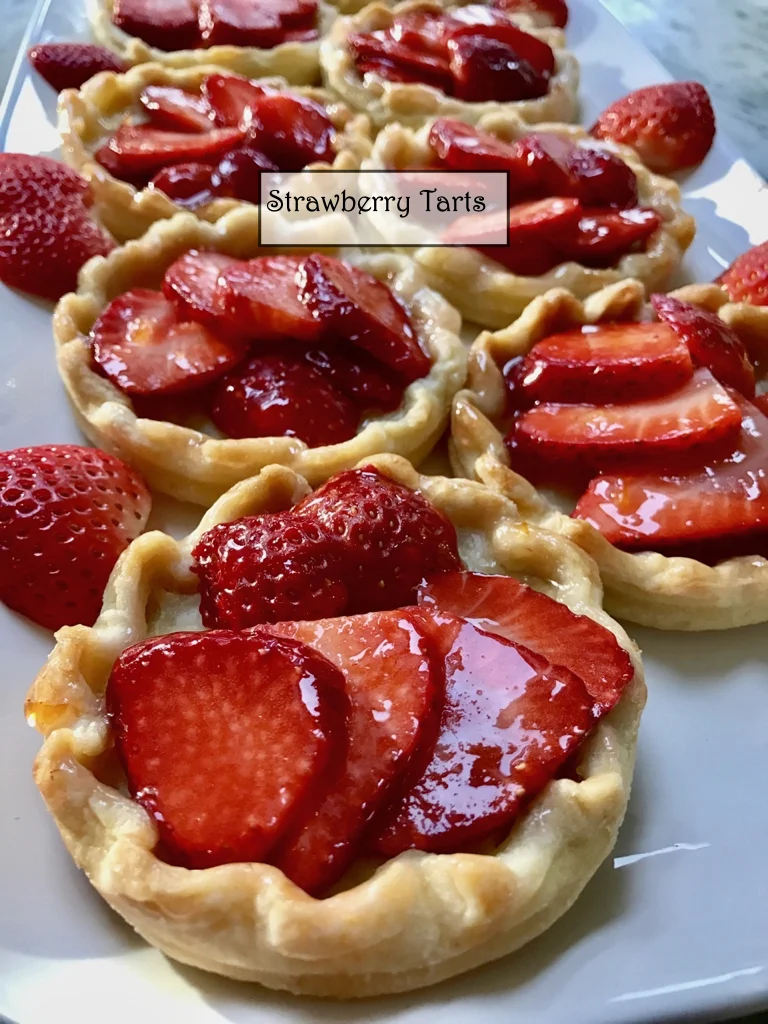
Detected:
[
  {"left": 107, "top": 629, "right": 348, "bottom": 869},
  {"left": 139, "top": 85, "right": 214, "bottom": 133},
  {"left": 516, "top": 321, "right": 694, "bottom": 404},
  {"left": 652, "top": 293, "right": 755, "bottom": 396},
  {"left": 113, "top": 0, "right": 200, "bottom": 52},
  {"left": 252, "top": 92, "right": 335, "bottom": 167},
  {"left": 717, "top": 241, "right": 768, "bottom": 308},
  {"left": 448, "top": 31, "right": 550, "bottom": 103},
  {"left": 199, "top": 0, "right": 318, "bottom": 47},
  {"left": 573, "top": 396, "right": 768, "bottom": 562},
  {"left": 591, "top": 82, "right": 716, "bottom": 175},
  {"left": 218, "top": 255, "right": 323, "bottom": 343},
  {"left": 493, "top": 0, "right": 568, "bottom": 27},
  {"left": 268, "top": 610, "right": 439, "bottom": 893},
  {"left": 150, "top": 162, "right": 218, "bottom": 208},
  {"left": 560, "top": 207, "right": 661, "bottom": 267},
  {"left": 210, "top": 354, "right": 360, "bottom": 445},
  {"left": 370, "top": 609, "right": 595, "bottom": 854},
  {"left": 162, "top": 250, "right": 243, "bottom": 333},
  {"left": 27, "top": 42, "right": 125, "bottom": 92},
  {"left": 0, "top": 445, "right": 150, "bottom": 630},
  {"left": 90, "top": 288, "right": 245, "bottom": 396},
  {"left": 103, "top": 124, "right": 243, "bottom": 177},
  {"left": 298, "top": 255, "right": 430, "bottom": 382},
  {"left": 349, "top": 31, "right": 453, "bottom": 93},
  {"left": 418, "top": 572, "right": 633, "bottom": 714},
  {"left": 202, "top": 72, "right": 268, "bottom": 129}
]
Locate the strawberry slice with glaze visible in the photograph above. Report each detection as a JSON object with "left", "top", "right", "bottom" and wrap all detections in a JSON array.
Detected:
[
  {"left": 202, "top": 72, "right": 269, "bottom": 129},
  {"left": 349, "top": 31, "right": 453, "bottom": 92},
  {"left": 448, "top": 30, "right": 551, "bottom": 103},
  {"left": 199, "top": 0, "right": 318, "bottom": 47},
  {"left": 560, "top": 207, "right": 661, "bottom": 267},
  {"left": 90, "top": 288, "right": 245, "bottom": 396},
  {"left": 218, "top": 255, "right": 323, "bottom": 344},
  {"left": 443, "top": 197, "right": 581, "bottom": 247},
  {"left": 113, "top": 0, "right": 200, "bottom": 52},
  {"left": 356, "top": 57, "right": 431, "bottom": 85},
  {"left": 301, "top": 345, "right": 404, "bottom": 412},
  {"left": 428, "top": 118, "right": 529, "bottom": 175},
  {"left": 150, "top": 162, "right": 219, "bottom": 208},
  {"left": 214, "top": 143, "right": 279, "bottom": 202},
  {"left": 27, "top": 43, "right": 125, "bottom": 92},
  {"left": 107, "top": 629, "right": 349, "bottom": 869},
  {"left": 717, "top": 241, "right": 768, "bottom": 308},
  {"left": 102, "top": 124, "right": 243, "bottom": 177},
  {"left": 163, "top": 250, "right": 242, "bottom": 333},
  {"left": 267, "top": 609, "right": 439, "bottom": 893},
  {"left": 139, "top": 85, "right": 214, "bottom": 133},
  {"left": 370, "top": 609, "right": 596, "bottom": 854},
  {"left": 253, "top": 92, "right": 335, "bottom": 166}
]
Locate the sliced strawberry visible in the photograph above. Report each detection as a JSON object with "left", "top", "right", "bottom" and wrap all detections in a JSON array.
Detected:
[
  {"left": 213, "top": 144, "right": 278, "bottom": 203},
  {"left": 139, "top": 85, "right": 214, "bottom": 133},
  {"left": 201, "top": 72, "right": 269, "bottom": 129},
  {"left": 90, "top": 288, "right": 245, "bottom": 396},
  {"left": 162, "top": 250, "right": 243, "bottom": 333},
  {"left": 516, "top": 321, "right": 694, "bottom": 404},
  {"left": 268, "top": 610, "right": 439, "bottom": 893},
  {"left": 390, "top": 9, "right": 454, "bottom": 54},
  {"left": 113, "top": 0, "right": 200, "bottom": 52},
  {"left": 211, "top": 354, "right": 359, "bottom": 445},
  {"left": 428, "top": 119, "right": 515, "bottom": 173},
  {"left": 94, "top": 143, "right": 153, "bottom": 189},
  {"left": 418, "top": 572, "right": 633, "bottom": 714},
  {"left": 302, "top": 345, "right": 404, "bottom": 412},
  {"left": 717, "top": 241, "right": 768, "bottom": 308},
  {"left": 218, "top": 255, "right": 323, "bottom": 344},
  {"left": 564, "top": 146, "right": 638, "bottom": 209},
  {"left": 652, "top": 293, "right": 755, "bottom": 397},
  {"left": 449, "top": 20, "right": 555, "bottom": 77},
  {"left": 370, "top": 610, "right": 595, "bottom": 854},
  {"left": 356, "top": 58, "right": 429, "bottom": 85},
  {"left": 150, "top": 162, "right": 219, "bottom": 208},
  {"left": 443, "top": 197, "right": 580, "bottom": 247},
  {"left": 27, "top": 42, "right": 124, "bottom": 92},
  {"left": 199, "top": 0, "right": 318, "bottom": 47},
  {"left": 560, "top": 207, "right": 661, "bottom": 267},
  {"left": 493, "top": 0, "right": 568, "bottom": 27},
  {"left": 251, "top": 92, "right": 335, "bottom": 167},
  {"left": 103, "top": 124, "right": 243, "bottom": 177},
  {"left": 0, "top": 445, "right": 150, "bottom": 630},
  {"left": 573, "top": 396, "right": 768, "bottom": 562},
  {"left": 448, "top": 31, "right": 550, "bottom": 103},
  {"left": 298, "top": 255, "right": 429, "bottom": 382},
  {"left": 107, "top": 629, "right": 348, "bottom": 869},
  {"left": 349, "top": 31, "right": 453, "bottom": 93},
  {"left": 591, "top": 82, "right": 716, "bottom": 175}
]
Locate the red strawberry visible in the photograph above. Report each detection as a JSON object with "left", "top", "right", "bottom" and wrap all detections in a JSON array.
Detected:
[
  {"left": 0, "top": 445, "right": 150, "bottom": 630},
  {"left": 139, "top": 85, "right": 214, "bottom": 133},
  {"left": 717, "top": 241, "right": 768, "bottom": 307},
  {"left": 428, "top": 118, "right": 522, "bottom": 171},
  {"left": 199, "top": 0, "right": 318, "bottom": 47},
  {"left": 573, "top": 396, "right": 768, "bottom": 562},
  {"left": 349, "top": 32, "right": 453, "bottom": 93},
  {"left": 444, "top": 196, "right": 580, "bottom": 246},
  {"left": 218, "top": 255, "right": 323, "bottom": 343},
  {"left": 516, "top": 321, "right": 694, "bottom": 405},
  {"left": 564, "top": 146, "right": 638, "bottom": 209},
  {"left": 150, "top": 162, "right": 219, "bottom": 208},
  {"left": 448, "top": 31, "right": 550, "bottom": 103},
  {"left": 162, "top": 250, "right": 243, "bottom": 333},
  {"left": 0, "top": 153, "right": 90, "bottom": 214},
  {"left": 268, "top": 610, "right": 439, "bottom": 893},
  {"left": 390, "top": 9, "right": 454, "bottom": 54},
  {"left": 560, "top": 207, "right": 661, "bottom": 267},
  {"left": 449, "top": 20, "right": 555, "bottom": 76},
  {"left": 652, "top": 293, "right": 755, "bottom": 396},
  {"left": 202, "top": 72, "right": 269, "bottom": 129},
  {"left": 90, "top": 288, "right": 245, "bottom": 396},
  {"left": 298, "top": 255, "right": 430, "bottom": 382},
  {"left": 302, "top": 345, "right": 404, "bottom": 412},
  {"left": 754, "top": 393, "right": 768, "bottom": 416},
  {"left": 113, "top": 0, "right": 201, "bottom": 52},
  {"left": 27, "top": 43, "right": 124, "bottom": 92},
  {"left": 107, "top": 629, "right": 348, "bottom": 869},
  {"left": 591, "top": 82, "right": 716, "bottom": 175},
  {"left": 213, "top": 144, "right": 278, "bottom": 203},
  {"left": 370, "top": 610, "right": 595, "bottom": 854},
  {"left": 251, "top": 92, "right": 335, "bottom": 167},
  {"left": 103, "top": 124, "right": 243, "bottom": 177},
  {"left": 473, "top": 197, "right": 581, "bottom": 275},
  {"left": 356, "top": 58, "right": 430, "bottom": 85},
  {"left": 493, "top": 0, "right": 568, "bottom": 26},
  {"left": 418, "top": 572, "right": 633, "bottom": 713}
]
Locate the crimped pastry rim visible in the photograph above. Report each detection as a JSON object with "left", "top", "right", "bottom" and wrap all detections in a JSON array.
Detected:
[
  {"left": 449, "top": 279, "right": 768, "bottom": 630},
  {"left": 53, "top": 206, "right": 468, "bottom": 505},
  {"left": 319, "top": 0, "right": 580, "bottom": 129},
  {"left": 58, "top": 63, "right": 373, "bottom": 242},
  {"left": 364, "top": 117, "right": 696, "bottom": 328},
  {"left": 27, "top": 454, "right": 645, "bottom": 998},
  {"left": 88, "top": 0, "right": 338, "bottom": 83}
]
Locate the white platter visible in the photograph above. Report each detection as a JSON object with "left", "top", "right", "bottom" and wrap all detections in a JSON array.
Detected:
[{"left": 1, "top": 1, "right": 768, "bottom": 1022}]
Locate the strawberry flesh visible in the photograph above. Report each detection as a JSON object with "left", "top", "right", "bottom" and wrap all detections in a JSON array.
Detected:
[
  {"left": 150, "top": 162, "right": 218, "bottom": 208},
  {"left": 202, "top": 72, "right": 269, "bottom": 129},
  {"left": 252, "top": 92, "right": 336, "bottom": 167},
  {"left": 718, "top": 241, "right": 768, "bottom": 308},
  {"left": 27, "top": 43, "right": 124, "bottom": 92},
  {"left": 162, "top": 250, "right": 243, "bottom": 334},
  {"left": 448, "top": 30, "right": 551, "bottom": 102},
  {"left": 218, "top": 255, "right": 323, "bottom": 344},
  {"left": 139, "top": 85, "right": 214, "bottom": 133},
  {"left": 350, "top": 32, "right": 454, "bottom": 93},
  {"left": 113, "top": 0, "right": 201, "bottom": 51},
  {"left": 213, "top": 144, "right": 278, "bottom": 202},
  {"left": 559, "top": 207, "right": 661, "bottom": 267},
  {"left": 198, "top": 0, "right": 318, "bottom": 47},
  {"left": 102, "top": 124, "right": 243, "bottom": 176}
]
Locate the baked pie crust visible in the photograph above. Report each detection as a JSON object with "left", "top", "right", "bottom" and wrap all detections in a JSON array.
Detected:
[
  {"left": 58, "top": 63, "right": 373, "bottom": 241},
  {"left": 450, "top": 279, "right": 768, "bottom": 630},
  {"left": 88, "top": 0, "right": 338, "bottom": 83},
  {"left": 320, "top": 0, "right": 579, "bottom": 129},
  {"left": 53, "top": 206, "right": 468, "bottom": 506},
  {"left": 27, "top": 454, "right": 645, "bottom": 997},
  {"left": 364, "top": 118, "right": 696, "bottom": 327}
]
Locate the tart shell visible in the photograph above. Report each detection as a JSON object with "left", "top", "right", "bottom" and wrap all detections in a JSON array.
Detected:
[
  {"left": 59, "top": 63, "right": 373, "bottom": 242},
  {"left": 27, "top": 454, "right": 645, "bottom": 998},
  {"left": 320, "top": 0, "right": 579, "bottom": 129},
  {"left": 364, "top": 118, "right": 696, "bottom": 328},
  {"left": 450, "top": 280, "right": 768, "bottom": 630}
]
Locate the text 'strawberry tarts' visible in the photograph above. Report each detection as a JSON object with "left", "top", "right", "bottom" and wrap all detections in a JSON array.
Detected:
[
  {"left": 53, "top": 206, "right": 467, "bottom": 505},
  {"left": 27, "top": 454, "right": 644, "bottom": 997},
  {"left": 58, "top": 64, "right": 372, "bottom": 241},
  {"left": 88, "top": 0, "right": 337, "bottom": 83},
  {"left": 363, "top": 116, "right": 695, "bottom": 328},
  {"left": 450, "top": 279, "right": 768, "bottom": 630},
  {"left": 319, "top": 0, "right": 578, "bottom": 128}
]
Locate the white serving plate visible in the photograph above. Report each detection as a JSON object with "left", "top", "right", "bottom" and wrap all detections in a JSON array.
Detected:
[{"left": 1, "top": 1, "right": 768, "bottom": 1022}]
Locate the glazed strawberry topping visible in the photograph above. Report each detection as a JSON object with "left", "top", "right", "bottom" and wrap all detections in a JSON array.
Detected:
[
  {"left": 27, "top": 43, "right": 124, "bottom": 92},
  {"left": 492, "top": 0, "right": 568, "bottom": 28},
  {"left": 150, "top": 162, "right": 218, "bottom": 209},
  {"left": 717, "top": 241, "right": 768, "bottom": 308},
  {"left": 99, "top": 123, "right": 244, "bottom": 178},
  {"left": 163, "top": 250, "right": 243, "bottom": 334},
  {"left": 218, "top": 256, "right": 324, "bottom": 344},
  {"left": 113, "top": 0, "right": 200, "bottom": 51},
  {"left": 140, "top": 85, "right": 215, "bottom": 133},
  {"left": 447, "top": 24, "right": 555, "bottom": 103},
  {"left": 0, "top": 445, "right": 150, "bottom": 630}
]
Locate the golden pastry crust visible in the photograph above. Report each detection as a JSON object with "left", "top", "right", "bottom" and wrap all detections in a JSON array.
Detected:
[
  {"left": 319, "top": 0, "right": 579, "bottom": 129},
  {"left": 364, "top": 118, "right": 696, "bottom": 327},
  {"left": 450, "top": 280, "right": 768, "bottom": 630},
  {"left": 58, "top": 63, "right": 373, "bottom": 242},
  {"left": 88, "top": 0, "right": 338, "bottom": 83},
  {"left": 53, "top": 207, "right": 467, "bottom": 505},
  {"left": 27, "top": 454, "right": 645, "bottom": 998}
]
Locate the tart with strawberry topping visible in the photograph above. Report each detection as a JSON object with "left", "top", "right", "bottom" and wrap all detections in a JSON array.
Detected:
[
  {"left": 451, "top": 278, "right": 768, "bottom": 630},
  {"left": 88, "top": 0, "right": 337, "bottom": 83},
  {"left": 320, "top": 0, "right": 579, "bottom": 128},
  {"left": 27, "top": 454, "right": 644, "bottom": 996},
  {"left": 364, "top": 116, "right": 695, "bottom": 328},
  {"left": 53, "top": 206, "right": 466, "bottom": 504},
  {"left": 59, "top": 64, "right": 371, "bottom": 241}
]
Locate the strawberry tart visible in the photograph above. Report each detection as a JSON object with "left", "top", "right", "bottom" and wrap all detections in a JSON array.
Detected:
[{"left": 26, "top": 455, "right": 644, "bottom": 996}]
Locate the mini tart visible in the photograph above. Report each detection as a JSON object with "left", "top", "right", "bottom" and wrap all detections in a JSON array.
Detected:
[
  {"left": 54, "top": 207, "right": 467, "bottom": 506},
  {"left": 58, "top": 63, "right": 372, "bottom": 242},
  {"left": 27, "top": 454, "right": 645, "bottom": 998},
  {"left": 320, "top": 0, "right": 579, "bottom": 129},
  {"left": 365, "top": 117, "right": 696, "bottom": 327},
  {"left": 450, "top": 280, "right": 768, "bottom": 630}
]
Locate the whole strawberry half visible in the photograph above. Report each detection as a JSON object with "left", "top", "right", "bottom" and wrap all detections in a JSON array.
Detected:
[
  {"left": 28, "top": 43, "right": 125, "bottom": 92},
  {"left": 717, "top": 241, "right": 768, "bottom": 308},
  {"left": 0, "top": 445, "right": 151, "bottom": 630}
]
